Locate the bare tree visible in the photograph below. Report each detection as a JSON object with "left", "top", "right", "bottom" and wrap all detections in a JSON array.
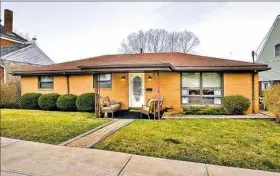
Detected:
[
  {"left": 14, "top": 29, "right": 32, "bottom": 42},
  {"left": 119, "top": 29, "right": 199, "bottom": 54}
]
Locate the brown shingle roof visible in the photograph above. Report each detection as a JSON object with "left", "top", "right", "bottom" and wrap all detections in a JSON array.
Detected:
[{"left": 13, "top": 52, "right": 269, "bottom": 75}]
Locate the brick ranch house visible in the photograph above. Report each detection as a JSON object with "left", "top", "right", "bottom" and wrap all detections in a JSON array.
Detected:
[{"left": 13, "top": 52, "right": 269, "bottom": 114}]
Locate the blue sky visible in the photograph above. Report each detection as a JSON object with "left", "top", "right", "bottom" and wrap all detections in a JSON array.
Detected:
[{"left": 1, "top": 2, "right": 280, "bottom": 63}]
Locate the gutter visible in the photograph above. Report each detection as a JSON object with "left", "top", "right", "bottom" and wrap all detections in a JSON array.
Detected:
[
  {"left": 12, "top": 67, "right": 172, "bottom": 76},
  {"left": 0, "top": 36, "right": 26, "bottom": 44},
  {"left": 12, "top": 64, "right": 270, "bottom": 76},
  {"left": 12, "top": 69, "right": 90, "bottom": 76},
  {"left": 174, "top": 66, "right": 270, "bottom": 72}
]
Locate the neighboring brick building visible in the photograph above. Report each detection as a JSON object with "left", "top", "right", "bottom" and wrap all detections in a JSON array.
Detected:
[
  {"left": 0, "top": 9, "right": 27, "bottom": 46},
  {"left": 0, "top": 9, "right": 54, "bottom": 84}
]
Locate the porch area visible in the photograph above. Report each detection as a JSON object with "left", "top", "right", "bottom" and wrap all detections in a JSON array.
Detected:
[
  {"left": 101, "top": 109, "right": 164, "bottom": 120},
  {"left": 93, "top": 70, "right": 166, "bottom": 119}
]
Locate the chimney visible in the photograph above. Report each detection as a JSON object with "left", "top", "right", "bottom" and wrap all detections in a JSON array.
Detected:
[
  {"left": 4, "top": 9, "right": 13, "bottom": 33},
  {"left": 32, "top": 37, "right": 37, "bottom": 44},
  {"left": 251, "top": 50, "right": 255, "bottom": 63}
]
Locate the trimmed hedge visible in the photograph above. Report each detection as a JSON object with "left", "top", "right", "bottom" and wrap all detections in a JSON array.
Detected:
[
  {"left": 222, "top": 95, "right": 250, "bottom": 115},
  {"left": 20, "top": 93, "right": 42, "bottom": 109},
  {"left": 183, "top": 106, "right": 226, "bottom": 115},
  {"left": 0, "top": 103, "right": 20, "bottom": 109},
  {"left": 56, "top": 94, "right": 77, "bottom": 111},
  {"left": 76, "top": 93, "right": 95, "bottom": 112},
  {"left": 38, "top": 93, "right": 60, "bottom": 110}
]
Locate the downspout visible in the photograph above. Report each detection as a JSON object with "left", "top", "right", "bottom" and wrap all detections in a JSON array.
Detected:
[
  {"left": 251, "top": 51, "right": 256, "bottom": 114},
  {"left": 252, "top": 72, "right": 255, "bottom": 114},
  {"left": 63, "top": 72, "right": 70, "bottom": 94},
  {"left": 66, "top": 75, "right": 70, "bottom": 94}
]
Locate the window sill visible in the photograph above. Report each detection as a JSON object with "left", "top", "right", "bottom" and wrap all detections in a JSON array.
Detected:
[
  {"left": 38, "top": 89, "right": 54, "bottom": 91},
  {"left": 93, "top": 88, "right": 112, "bottom": 89}
]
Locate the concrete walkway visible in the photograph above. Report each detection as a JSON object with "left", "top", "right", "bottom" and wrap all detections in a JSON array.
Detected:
[
  {"left": 1, "top": 137, "right": 279, "bottom": 176},
  {"left": 64, "top": 119, "right": 134, "bottom": 148}
]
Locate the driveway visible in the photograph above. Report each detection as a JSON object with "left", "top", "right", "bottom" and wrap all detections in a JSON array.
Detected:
[{"left": 1, "top": 137, "right": 279, "bottom": 176}]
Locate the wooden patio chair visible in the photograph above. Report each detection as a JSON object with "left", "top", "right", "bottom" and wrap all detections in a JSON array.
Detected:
[{"left": 141, "top": 96, "right": 163, "bottom": 120}]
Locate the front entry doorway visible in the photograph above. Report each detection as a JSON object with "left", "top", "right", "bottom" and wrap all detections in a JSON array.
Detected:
[{"left": 129, "top": 73, "right": 145, "bottom": 108}]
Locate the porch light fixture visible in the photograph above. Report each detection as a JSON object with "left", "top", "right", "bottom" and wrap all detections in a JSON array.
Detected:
[
  {"left": 148, "top": 76, "right": 152, "bottom": 81},
  {"left": 121, "top": 76, "right": 126, "bottom": 81}
]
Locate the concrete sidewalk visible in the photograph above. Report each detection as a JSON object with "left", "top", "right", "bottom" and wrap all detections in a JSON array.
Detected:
[{"left": 1, "top": 137, "right": 279, "bottom": 176}]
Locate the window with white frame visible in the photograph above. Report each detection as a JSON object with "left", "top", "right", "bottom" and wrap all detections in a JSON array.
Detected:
[
  {"left": 275, "top": 44, "right": 280, "bottom": 57},
  {"left": 39, "top": 76, "right": 54, "bottom": 89},
  {"left": 94, "top": 74, "right": 112, "bottom": 88},
  {"left": 181, "top": 72, "right": 222, "bottom": 105}
]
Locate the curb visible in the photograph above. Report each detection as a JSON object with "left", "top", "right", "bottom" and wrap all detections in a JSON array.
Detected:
[{"left": 59, "top": 119, "right": 118, "bottom": 146}]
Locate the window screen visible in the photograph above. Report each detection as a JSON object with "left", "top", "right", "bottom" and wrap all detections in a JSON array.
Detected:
[
  {"left": 181, "top": 73, "right": 222, "bottom": 105},
  {"left": 94, "top": 74, "right": 112, "bottom": 88},
  {"left": 39, "top": 76, "right": 54, "bottom": 89}
]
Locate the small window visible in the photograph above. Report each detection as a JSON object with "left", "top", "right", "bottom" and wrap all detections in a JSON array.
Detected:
[
  {"left": 93, "top": 74, "right": 112, "bottom": 88},
  {"left": 39, "top": 76, "right": 54, "bottom": 89},
  {"left": 275, "top": 44, "right": 280, "bottom": 57}
]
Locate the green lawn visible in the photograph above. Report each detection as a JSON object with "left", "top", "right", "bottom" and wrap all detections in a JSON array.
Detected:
[
  {"left": 94, "top": 119, "right": 280, "bottom": 172},
  {"left": 1, "top": 109, "right": 109, "bottom": 144}
]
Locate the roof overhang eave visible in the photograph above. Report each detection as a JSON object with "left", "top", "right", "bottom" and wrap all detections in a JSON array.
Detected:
[
  {"left": 12, "top": 69, "right": 87, "bottom": 76},
  {"left": 174, "top": 66, "right": 270, "bottom": 72},
  {"left": 12, "top": 67, "right": 172, "bottom": 76},
  {"left": 0, "top": 35, "right": 27, "bottom": 43}
]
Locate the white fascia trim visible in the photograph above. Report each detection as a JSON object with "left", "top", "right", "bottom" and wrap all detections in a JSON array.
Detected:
[{"left": 0, "top": 36, "right": 25, "bottom": 44}]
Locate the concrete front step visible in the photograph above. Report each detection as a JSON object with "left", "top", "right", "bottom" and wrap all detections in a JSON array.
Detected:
[{"left": 66, "top": 119, "right": 134, "bottom": 148}]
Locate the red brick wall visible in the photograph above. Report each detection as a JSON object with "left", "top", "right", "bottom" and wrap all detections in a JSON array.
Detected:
[{"left": 0, "top": 39, "right": 17, "bottom": 46}]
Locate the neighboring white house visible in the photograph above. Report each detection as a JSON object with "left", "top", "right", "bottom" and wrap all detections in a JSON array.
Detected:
[
  {"left": 0, "top": 9, "right": 54, "bottom": 84},
  {"left": 256, "top": 15, "right": 280, "bottom": 91},
  {"left": 0, "top": 43, "right": 54, "bottom": 84}
]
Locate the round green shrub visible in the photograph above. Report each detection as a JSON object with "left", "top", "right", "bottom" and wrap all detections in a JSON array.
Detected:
[
  {"left": 38, "top": 93, "right": 60, "bottom": 110},
  {"left": 76, "top": 93, "right": 95, "bottom": 112},
  {"left": 56, "top": 94, "right": 77, "bottom": 111},
  {"left": 20, "top": 93, "right": 42, "bottom": 109},
  {"left": 222, "top": 95, "right": 250, "bottom": 115}
]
